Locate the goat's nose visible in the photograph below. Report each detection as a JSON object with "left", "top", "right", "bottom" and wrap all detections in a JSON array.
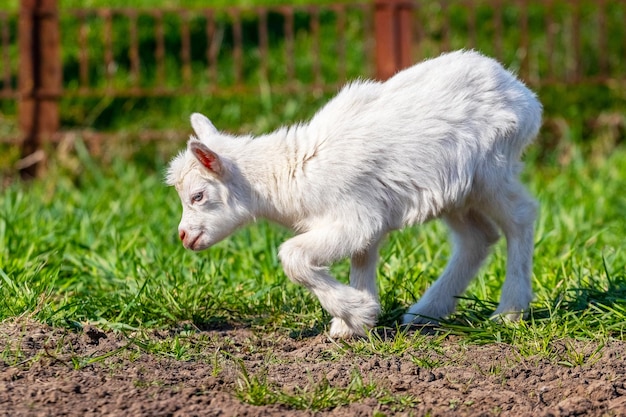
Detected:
[{"left": 179, "top": 229, "right": 186, "bottom": 241}]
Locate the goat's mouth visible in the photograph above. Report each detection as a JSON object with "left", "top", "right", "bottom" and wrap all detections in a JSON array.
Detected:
[{"left": 184, "top": 232, "right": 204, "bottom": 251}]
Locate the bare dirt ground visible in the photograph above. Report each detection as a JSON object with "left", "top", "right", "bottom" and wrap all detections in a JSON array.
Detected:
[{"left": 1, "top": 320, "right": 625, "bottom": 417}]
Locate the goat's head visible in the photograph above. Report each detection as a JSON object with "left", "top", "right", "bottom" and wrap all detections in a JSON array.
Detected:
[{"left": 166, "top": 113, "right": 250, "bottom": 251}]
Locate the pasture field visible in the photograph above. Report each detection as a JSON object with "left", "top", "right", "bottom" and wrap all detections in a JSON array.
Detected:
[
  {"left": 1, "top": 131, "right": 626, "bottom": 415},
  {"left": 2, "top": 135, "right": 625, "bottom": 339}
]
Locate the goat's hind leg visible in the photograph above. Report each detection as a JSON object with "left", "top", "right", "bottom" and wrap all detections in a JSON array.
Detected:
[
  {"left": 403, "top": 209, "right": 500, "bottom": 325},
  {"left": 483, "top": 180, "right": 537, "bottom": 320}
]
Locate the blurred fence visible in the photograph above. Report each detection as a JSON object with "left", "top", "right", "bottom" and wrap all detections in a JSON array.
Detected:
[{"left": 1, "top": 0, "right": 625, "bottom": 176}]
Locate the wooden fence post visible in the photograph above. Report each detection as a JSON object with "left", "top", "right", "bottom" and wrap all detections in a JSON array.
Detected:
[
  {"left": 374, "top": 0, "right": 413, "bottom": 80},
  {"left": 18, "top": 0, "right": 61, "bottom": 178}
]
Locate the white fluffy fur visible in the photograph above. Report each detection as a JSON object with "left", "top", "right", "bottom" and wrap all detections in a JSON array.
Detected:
[{"left": 167, "top": 50, "right": 542, "bottom": 338}]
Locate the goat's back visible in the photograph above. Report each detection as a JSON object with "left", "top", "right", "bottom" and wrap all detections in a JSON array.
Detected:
[{"left": 287, "top": 50, "right": 541, "bottom": 228}]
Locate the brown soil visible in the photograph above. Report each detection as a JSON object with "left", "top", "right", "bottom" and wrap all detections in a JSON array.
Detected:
[{"left": 1, "top": 320, "right": 625, "bottom": 417}]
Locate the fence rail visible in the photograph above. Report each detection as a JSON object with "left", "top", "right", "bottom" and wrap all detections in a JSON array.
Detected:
[
  {"left": 409, "top": 0, "right": 626, "bottom": 86},
  {"left": 1, "top": 0, "right": 625, "bottom": 176},
  {"left": 55, "top": 4, "right": 374, "bottom": 98}
]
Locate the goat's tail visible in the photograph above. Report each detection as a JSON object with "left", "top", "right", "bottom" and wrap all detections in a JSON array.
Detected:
[
  {"left": 520, "top": 92, "right": 543, "bottom": 149},
  {"left": 507, "top": 86, "right": 543, "bottom": 164}
]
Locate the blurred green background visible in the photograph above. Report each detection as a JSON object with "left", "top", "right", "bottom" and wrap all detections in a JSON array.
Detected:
[{"left": 1, "top": 0, "right": 624, "bottom": 167}]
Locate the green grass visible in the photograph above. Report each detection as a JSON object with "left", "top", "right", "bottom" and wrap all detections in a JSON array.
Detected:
[
  {"left": 234, "top": 365, "right": 421, "bottom": 412},
  {"left": 1, "top": 137, "right": 625, "bottom": 342}
]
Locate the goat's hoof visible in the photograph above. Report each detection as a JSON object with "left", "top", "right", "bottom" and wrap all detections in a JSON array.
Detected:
[
  {"left": 329, "top": 317, "right": 371, "bottom": 339},
  {"left": 490, "top": 309, "right": 527, "bottom": 323}
]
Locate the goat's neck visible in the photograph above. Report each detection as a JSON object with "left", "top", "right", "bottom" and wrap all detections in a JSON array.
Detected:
[{"left": 233, "top": 125, "right": 312, "bottom": 229}]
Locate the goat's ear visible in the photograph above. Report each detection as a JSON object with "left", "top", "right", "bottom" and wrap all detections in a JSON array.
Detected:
[
  {"left": 190, "top": 113, "right": 218, "bottom": 139},
  {"left": 189, "top": 141, "right": 223, "bottom": 177}
]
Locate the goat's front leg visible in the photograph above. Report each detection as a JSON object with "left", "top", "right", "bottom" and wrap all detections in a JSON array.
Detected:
[
  {"left": 328, "top": 240, "right": 382, "bottom": 338},
  {"left": 278, "top": 228, "right": 381, "bottom": 338}
]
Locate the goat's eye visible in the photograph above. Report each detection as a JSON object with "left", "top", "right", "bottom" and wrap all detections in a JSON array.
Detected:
[{"left": 191, "top": 192, "right": 204, "bottom": 203}]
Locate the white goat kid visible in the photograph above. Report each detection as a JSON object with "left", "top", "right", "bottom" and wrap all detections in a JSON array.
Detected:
[{"left": 167, "top": 50, "right": 542, "bottom": 338}]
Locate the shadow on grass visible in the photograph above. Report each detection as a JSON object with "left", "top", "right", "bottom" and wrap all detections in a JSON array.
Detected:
[
  {"left": 551, "top": 273, "right": 626, "bottom": 317},
  {"left": 445, "top": 272, "right": 625, "bottom": 342},
  {"left": 380, "top": 266, "right": 626, "bottom": 342}
]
